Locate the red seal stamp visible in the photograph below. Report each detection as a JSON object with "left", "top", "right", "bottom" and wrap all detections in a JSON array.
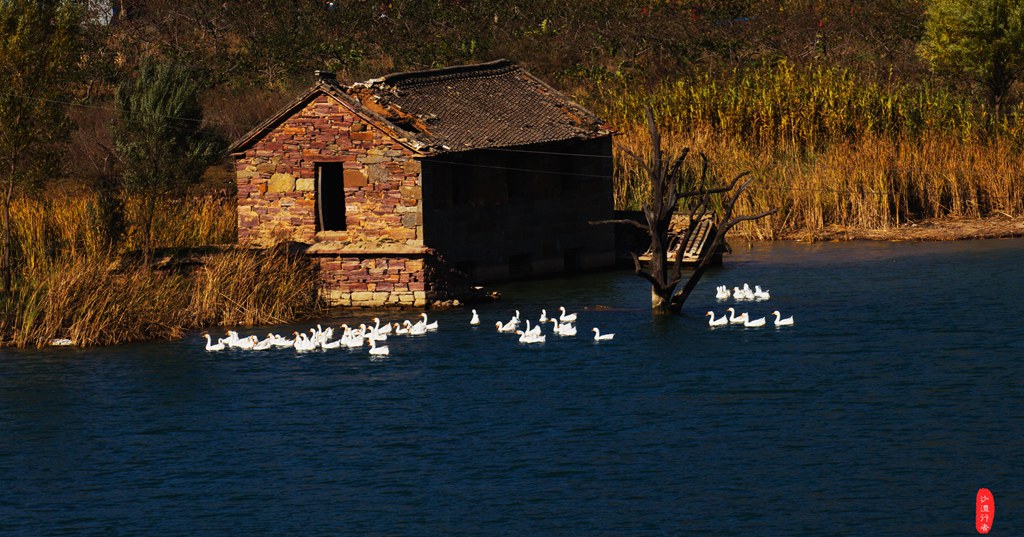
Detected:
[{"left": 976, "top": 488, "right": 994, "bottom": 534}]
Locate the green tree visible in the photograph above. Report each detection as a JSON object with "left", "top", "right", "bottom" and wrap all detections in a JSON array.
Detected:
[
  {"left": 113, "top": 58, "right": 221, "bottom": 262},
  {"left": 919, "top": 0, "right": 1024, "bottom": 118},
  {"left": 0, "top": 0, "right": 81, "bottom": 295}
]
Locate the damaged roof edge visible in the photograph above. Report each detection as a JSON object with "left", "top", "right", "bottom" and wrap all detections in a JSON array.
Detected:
[
  {"left": 228, "top": 79, "right": 431, "bottom": 156},
  {"left": 229, "top": 59, "right": 612, "bottom": 156}
]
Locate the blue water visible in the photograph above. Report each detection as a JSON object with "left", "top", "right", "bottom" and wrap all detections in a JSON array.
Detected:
[{"left": 2, "top": 239, "right": 1022, "bottom": 536}]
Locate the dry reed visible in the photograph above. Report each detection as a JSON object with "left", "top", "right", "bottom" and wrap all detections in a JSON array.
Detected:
[
  {"left": 590, "top": 61, "right": 1024, "bottom": 238},
  {"left": 1, "top": 193, "right": 320, "bottom": 348}
]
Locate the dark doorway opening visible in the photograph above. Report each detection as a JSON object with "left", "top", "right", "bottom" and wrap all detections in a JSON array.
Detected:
[{"left": 316, "top": 162, "right": 346, "bottom": 231}]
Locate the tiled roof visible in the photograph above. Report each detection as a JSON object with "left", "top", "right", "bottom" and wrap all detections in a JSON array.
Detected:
[
  {"left": 229, "top": 60, "right": 612, "bottom": 155},
  {"left": 348, "top": 59, "right": 611, "bottom": 153}
]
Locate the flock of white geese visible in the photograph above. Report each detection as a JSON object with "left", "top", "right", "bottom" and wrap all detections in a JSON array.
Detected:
[
  {"left": 202, "top": 313, "right": 439, "bottom": 357},
  {"left": 707, "top": 283, "right": 794, "bottom": 328},
  {"left": 201, "top": 281, "right": 792, "bottom": 353},
  {"left": 202, "top": 306, "right": 615, "bottom": 356},
  {"left": 481, "top": 305, "right": 614, "bottom": 344}
]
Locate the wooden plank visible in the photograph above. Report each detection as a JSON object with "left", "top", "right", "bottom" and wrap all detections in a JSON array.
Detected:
[{"left": 639, "top": 217, "right": 714, "bottom": 264}]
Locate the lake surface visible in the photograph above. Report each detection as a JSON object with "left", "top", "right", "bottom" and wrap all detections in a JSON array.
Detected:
[{"left": 2, "top": 239, "right": 1022, "bottom": 536}]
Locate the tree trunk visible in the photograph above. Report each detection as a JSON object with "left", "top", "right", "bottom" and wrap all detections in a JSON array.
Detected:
[{"left": 651, "top": 286, "right": 672, "bottom": 314}]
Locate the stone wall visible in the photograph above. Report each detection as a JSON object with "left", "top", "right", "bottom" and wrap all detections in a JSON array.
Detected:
[
  {"left": 315, "top": 254, "right": 429, "bottom": 307},
  {"left": 235, "top": 93, "right": 423, "bottom": 248}
]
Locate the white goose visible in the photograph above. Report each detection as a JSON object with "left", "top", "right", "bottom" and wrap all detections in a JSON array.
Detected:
[
  {"left": 549, "top": 318, "right": 576, "bottom": 336},
  {"left": 393, "top": 322, "right": 410, "bottom": 335},
  {"left": 715, "top": 285, "right": 731, "bottom": 300},
  {"left": 706, "top": 311, "right": 728, "bottom": 327},
  {"left": 406, "top": 319, "right": 428, "bottom": 336},
  {"left": 754, "top": 285, "right": 771, "bottom": 301},
  {"left": 294, "top": 333, "right": 318, "bottom": 352},
  {"left": 252, "top": 335, "right": 274, "bottom": 351},
  {"left": 772, "top": 310, "right": 794, "bottom": 327},
  {"left": 538, "top": 309, "right": 548, "bottom": 323},
  {"left": 366, "top": 325, "right": 388, "bottom": 342},
  {"left": 223, "top": 330, "right": 241, "bottom": 346},
  {"left": 470, "top": 309, "right": 480, "bottom": 325},
  {"left": 341, "top": 327, "right": 365, "bottom": 348},
  {"left": 234, "top": 335, "right": 258, "bottom": 350},
  {"left": 726, "top": 307, "right": 749, "bottom": 324},
  {"left": 523, "top": 319, "right": 543, "bottom": 337},
  {"left": 516, "top": 329, "right": 546, "bottom": 344},
  {"left": 269, "top": 333, "right": 295, "bottom": 348},
  {"left": 203, "top": 333, "right": 226, "bottom": 351},
  {"left": 419, "top": 312, "right": 439, "bottom": 331},
  {"left": 375, "top": 318, "right": 393, "bottom": 335},
  {"left": 369, "top": 338, "right": 390, "bottom": 356},
  {"left": 744, "top": 316, "right": 767, "bottom": 328},
  {"left": 496, "top": 319, "right": 517, "bottom": 333},
  {"left": 592, "top": 327, "right": 614, "bottom": 341},
  {"left": 558, "top": 306, "right": 578, "bottom": 323}
]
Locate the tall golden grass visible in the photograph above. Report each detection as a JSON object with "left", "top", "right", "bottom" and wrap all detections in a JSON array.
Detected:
[
  {"left": 589, "top": 61, "right": 1024, "bottom": 238},
  {"left": 9, "top": 192, "right": 237, "bottom": 270},
  {"left": 1, "top": 193, "right": 322, "bottom": 348}
]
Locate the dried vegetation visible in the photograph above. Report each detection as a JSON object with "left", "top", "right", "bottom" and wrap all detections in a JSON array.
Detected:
[{"left": 0, "top": 194, "right": 320, "bottom": 348}]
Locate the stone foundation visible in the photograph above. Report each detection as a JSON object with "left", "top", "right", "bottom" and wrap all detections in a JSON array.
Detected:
[
  {"left": 315, "top": 254, "right": 430, "bottom": 307},
  {"left": 312, "top": 248, "right": 485, "bottom": 308}
]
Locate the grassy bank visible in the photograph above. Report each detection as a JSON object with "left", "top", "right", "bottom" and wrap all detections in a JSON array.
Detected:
[
  {"left": 1, "top": 194, "right": 321, "bottom": 348},
  {"left": 589, "top": 61, "right": 1024, "bottom": 239}
]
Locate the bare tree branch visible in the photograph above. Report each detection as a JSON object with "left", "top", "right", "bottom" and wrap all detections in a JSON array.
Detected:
[
  {"left": 726, "top": 208, "right": 779, "bottom": 227},
  {"left": 589, "top": 218, "right": 650, "bottom": 233},
  {"left": 614, "top": 142, "right": 654, "bottom": 178}
]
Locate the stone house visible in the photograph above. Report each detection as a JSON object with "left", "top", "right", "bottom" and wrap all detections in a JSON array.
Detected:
[{"left": 229, "top": 59, "right": 616, "bottom": 307}]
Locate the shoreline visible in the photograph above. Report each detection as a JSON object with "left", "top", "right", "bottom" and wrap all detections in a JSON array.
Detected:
[{"left": 774, "top": 214, "right": 1024, "bottom": 242}]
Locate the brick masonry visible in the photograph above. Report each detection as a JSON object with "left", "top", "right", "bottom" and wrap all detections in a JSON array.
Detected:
[
  {"left": 315, "top": 255, "right": 430, "bottom": 308},
  {"left": 236, "top": 94, "right": 423, "bottom": 249},
  {"left": 235, "top": 93, "right": 431, "bottom": 307}
]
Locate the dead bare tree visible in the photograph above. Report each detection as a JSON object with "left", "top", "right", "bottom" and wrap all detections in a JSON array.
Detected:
[{"left": 594, "top": 106, "right": 777, "bottom": 314}]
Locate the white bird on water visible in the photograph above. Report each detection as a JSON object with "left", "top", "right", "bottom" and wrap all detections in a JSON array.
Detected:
[
  {"left": 369, "top": 338, "right": 389, "bottom": 356},
  {"left": 405, "top": 319, "right": 428, "bottom": 336},
  {"left": 419, "top": 312, "right": 439, "bottom": 331},
  {"left": 549, "top": 318, "right": 576, "bottom": 336},
  {"left": 715, "top": 285, "right": 731, "bottom": 300},
  {"left": 538, "top": 309, "right": 549, "bottom": 323},
  {"left": 516, "top": 329, "right": 546, "bottom": 344},
  {"left": 558, "top": 306, "right": 577, "bottom": 323},
  {"left": 754, "top": 285, "right": 771, "bottom": 301},
  {"left": 772, "top": 310, "right": 794, "bottom": 327},
  {"left": 252, "top": 335, "right": 274, "bottom": 351},
  {"left": 203, "top": 333, "right": 225, "bottom": 351},
  {"left": 592, "top": 327, "right": 614, "bottom": 341},
  {"left": 470, "top": 309, "right": 480, "bottom": 325},
  {"left": 269, "top": 333, "right": 295, "bottom": 348},
  {"left": 496, "top": 318, "right": 517, "bottom": 333},
  {"left": 293, "top": 333, "right": 317, "bottom": 352},
  {"left": 706, "top": 311, "right": 728, "bottom": 327},
  {"left": 744, "top": 316, "right": 767, "bottom": 328},
  {"left": 233, "top": 335, "right": 258, "bottom": 350},
  {"left": 726, "top": 307, "right": 748, "bottom": 324}
]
